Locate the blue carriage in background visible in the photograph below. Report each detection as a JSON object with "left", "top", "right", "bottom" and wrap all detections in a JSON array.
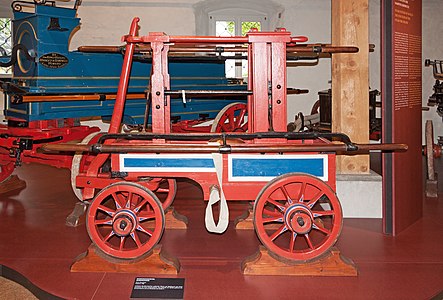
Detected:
[{"left": 0, "top": 1, "right": 247, "bottom": 184}]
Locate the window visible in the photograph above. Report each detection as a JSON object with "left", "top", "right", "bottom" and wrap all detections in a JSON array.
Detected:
[
  {"left": 0, "top": 18, "right": 11, "bottom": 75},
  {"left": 210, "top": 10, "right": 267, "bottom": 79},
  {"left": 193, "top": 1, "right": 283, "bottom": 78}
]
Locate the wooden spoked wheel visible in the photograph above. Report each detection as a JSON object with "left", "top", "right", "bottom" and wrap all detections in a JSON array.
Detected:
[
  {"left": 0, "top": 161, "right": 14, "bottom": 183},
  {"left": 86, "top": 182, "right": 165, "bottom": 260},
  {"left": 310, "top": 100, "right": 320, "bottom": 115},
  {"left": 210, "top": 102, "right": 248, "bottom": 133},
  {"left": 71, "top": 132, "right": 102, "bottom": 201},
  {"left": 253, "top": 173, "right": 343, "bottom": 262},
  {"left": 139, "top": 178, "right": 177, "bottom": 210}
]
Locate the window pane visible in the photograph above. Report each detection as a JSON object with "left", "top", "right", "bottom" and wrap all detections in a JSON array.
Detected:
[
  {"left": 216, "top": 21, "right": 236, "bottom": 78},
  {"left": 215, "top": 21, "right": 235, "bottom": 37},
  {"left": 241, "top": 21, "right": 261, "bottom": 36},
  {"left": 241, "top": 22, "right": 261, "bottom": 78}
]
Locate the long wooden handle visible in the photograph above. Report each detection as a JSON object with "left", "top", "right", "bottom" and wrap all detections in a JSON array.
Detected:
[
  {"left": 77, "top": 44, "right": 363, "bottom": 54},
  {"left": 16, "top": 93, "right": 146, "bottom": 103},
  {"left": 42, "top": 141, "right": 407, "bottom": 154}
]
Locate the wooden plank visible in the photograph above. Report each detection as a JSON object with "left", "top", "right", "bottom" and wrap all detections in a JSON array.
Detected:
[{"left": 331, "top": 0, "right": 370, "bottom": 174}]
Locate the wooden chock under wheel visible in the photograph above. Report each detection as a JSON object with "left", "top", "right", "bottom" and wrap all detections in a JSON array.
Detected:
[
  {"left": 242, "top": 246, "right": 357, "bottom": 276},
  {"left": 71, "top": 244, "right": 180, "bottom": 274}
]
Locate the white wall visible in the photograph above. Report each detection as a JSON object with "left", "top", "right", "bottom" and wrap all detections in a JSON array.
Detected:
[
  {"left": 278, "top": 0, "right": 332, "bottom": 120},
  {"left": 71, "top": 1, "right": 199, "bottom": 47}
]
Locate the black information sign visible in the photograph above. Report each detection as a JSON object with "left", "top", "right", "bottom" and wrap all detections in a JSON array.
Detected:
[
  {"left": 130, "top": 277, "right": 185, "bottom": 299},
  {"left": 39, "top": 53, "right": 69, "bottom": 69}
]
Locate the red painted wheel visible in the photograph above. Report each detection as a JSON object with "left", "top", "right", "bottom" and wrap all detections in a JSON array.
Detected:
[
  {"left": 210, "top": 102, "right": 248, "bottom": 133},
  {"left": 253, "top": 173, "right": 342, "bottom": 262},
  {"left": 140, "top": 178, "right": 177, "bottom": 210},
  {"left": 86, "top": 182, "right": 165, "bottom": 259},
  {"left": 0, "top": 162, "right": 15, "bottom": 183}
]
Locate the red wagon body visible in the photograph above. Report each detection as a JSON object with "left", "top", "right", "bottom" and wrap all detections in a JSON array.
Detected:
[{"left": 45, "top": 18, "right": 406, "bottom": 263}]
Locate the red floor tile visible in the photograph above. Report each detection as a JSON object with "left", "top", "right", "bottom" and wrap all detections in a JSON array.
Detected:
[{"left": 0, "top": 164, "right": 442, "bottom": 299}]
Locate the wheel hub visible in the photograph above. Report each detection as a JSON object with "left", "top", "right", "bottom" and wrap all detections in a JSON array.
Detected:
[
  {"left": 284, "top": 204, "right": 314, "bottom": 235},
  {"left": 112, "top": 210, "right": 137, "bottom": 236}
]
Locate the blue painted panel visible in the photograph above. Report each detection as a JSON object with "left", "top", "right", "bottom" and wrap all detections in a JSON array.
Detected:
[
  {"left": 231, "top": 158, "right": 325, "bottom": 178},
  {"left": 124, "top": 158, "right": 215, "bottom": 169}
]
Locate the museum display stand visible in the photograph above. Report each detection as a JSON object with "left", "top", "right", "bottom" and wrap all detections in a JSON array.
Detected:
[
  {"left": 242, "top": 246, "right": 357, "bottom": 276},
  {"left": 0, "top": 175, "right": 26, "bottom": 194},
  {"left": 234, "top": 205, "right": 254, "bottom": 229},
  {"left": 163, "top": 207, "right": 188, "bottom": 229},
  {"left": 69, "top": 207, "right": 186, "bottom": 274},
  {"left": 235, "top": 206, "right": 357, "bottom": 276},
  {"left": 71, "top": 244, "right": 180, "bottom": 274}
]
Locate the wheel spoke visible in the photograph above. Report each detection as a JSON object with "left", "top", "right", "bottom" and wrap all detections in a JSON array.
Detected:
[
  {"left": 119, "top": 236, "right": 126, "bottom": 250},
  {"left": 137, "top": 211, "right": 156, "bottom": 221},
  {"left": 111, "top": 192, "right": 125, "bottom": 209},
  {"left": 313, "top": 220, "right": 331, "bottom": 235},
  {"left": 266, "top": 198, "right": 286, "bottom": 212},
  {"left": 297, "top": 182, "right": 307, "bottom": 202},
  {"left": 269, "top": 224, "right": 288, "bottom": 241},
  {"left": 125, "top": 192, "right": 133, "bottom": 208},
  {"left": 103, "top": 230, "right": 115, "bottom": 242},
  {"left": 221, "top": 123, "right": 230, "bottom": 132},
  {"left": 263, "top": 208, "right": 283, "bottom": 217},
  {"left": 237, "top": 109, "right": 246, "bottom": 126},
  {"left": 280, "top": 185, "right": 293, "bottom": 205},
  {"left": 289, "top": 232, "right": 297, "bottom": 253},
  {"left": 97, "top": 205, "right": 116, "bottom": 217},
  {"left": 94, "top": 218, "right": 113, "bottom": 226},
  {"left": 226, "top": 113, "right": 235, "bottom": 131},
  {"left": 307, "top": 190, "right": 324, "bottom": 208},
  {"left": 130, "top": 232, "right": 142, "bottom": 247},
  {"left": 262, "top": 216, "right": 284, "bottom": 223},
  {"left": 312, "top": 210, "right": 335, "bottom": 217},
  {"left": 136, "top": 224, "right": 153, "bottom": 237},
  {"left": 133, "top": 199, "right": 149, "bottom": 213},
  {"left": 234, "top": 113, "right": 244, "bottom": 128},
  {"left": 304, "top": 234, "right": 314, "bottom": 249}
]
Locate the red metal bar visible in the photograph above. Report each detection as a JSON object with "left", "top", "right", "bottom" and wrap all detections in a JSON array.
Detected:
[
  {"left": 162, "top": 43, "right": 171, "bottom": 134},
  {"left": 83, "top": 17, "right": 141, "bottom": 200},
  {"left": 251, "top": 41, "right": 269, "bottom": 133},
  {"left": 108, "top": 17, "right": 140, "bottom": 134},
  {"left": 150, "top": 36, "right": 168, "bottom": 134},
  {"left": 125, "top": 33, "right": 307, "bottom": 45},
  {"left": 271, "top": 41, "right": 288, "bottom": 132}
]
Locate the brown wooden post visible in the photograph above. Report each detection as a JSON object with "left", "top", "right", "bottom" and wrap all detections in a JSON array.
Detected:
[{"left": 331, "top": 0, "right": 370, "bottom": 174}]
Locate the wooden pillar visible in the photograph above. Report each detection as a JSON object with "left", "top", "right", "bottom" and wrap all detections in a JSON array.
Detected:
[{"left": 331, "top": 0, "right": 370, "bottom": 174}]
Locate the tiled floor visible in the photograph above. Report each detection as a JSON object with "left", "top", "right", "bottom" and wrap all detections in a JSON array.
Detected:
[{"left": 0, "top": 164, "right": 442, "bottom": 299}]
